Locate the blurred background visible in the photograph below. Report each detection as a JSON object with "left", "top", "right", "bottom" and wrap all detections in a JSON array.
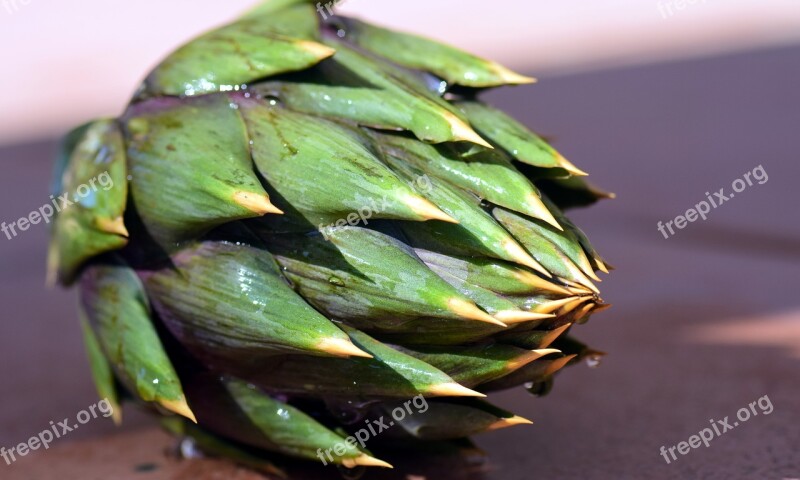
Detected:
[
  {"left": 1, "top": 1, "right": 799, "bottom": 479},
  {"left": 3, "top": 0, "right": 800, "bottom": 146}
]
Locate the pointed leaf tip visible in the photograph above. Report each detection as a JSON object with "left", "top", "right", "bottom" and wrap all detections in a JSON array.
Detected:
[
  {"left": 446, "top": 113, "right": 493, "bottom": 148},
  {"left": 448, "top": 298, "right": 507, "bottom": 326},
  {"left": 405, "top": 195, "right": 459, "bottom": 223},
  {"left": 95, "top": 216, "right": 129, "bottom": 237},
  {"left": 159, "top": 396, "right": 197, "bottom": 424},
  {"left": 493, "top": 310, "right": 555, "bottom": 324},
  {"left": 315, "top": 337, "right": 373, "bottom": 358},
  {"left": 563, "top": 283, "right": 595, "bottom": 296},
  {"left": 341, "top": 454, "right": 394, "bottom": 469},
  {"left": 526, "top": 193, "right": 563, "bottom": 231},
  {"left": 512, "top": 270, "right": 572, "bottom": 296},
  {"left": 342, "top": 18, "right": 535, "bottom": 88},
  {"left": 492, "top": 64, "right": 537, "bottom": 85},
  {"left": 584, "top": 267, "right": 602, "bottom": 282},
  {"left": 502, "top": 240, "right": 550, "bottom": 277},
  {"left": 486, "top": 415, "right": 533, "bottom": 431},
  {"left": 541, "top": 323, "right": 573, "bottom": 348},
  {"left": 558, "top": 297, "right": 590, "bottom": 316},
  {"left": 428, "top": 382, "right": 486, "bottom": 398},
  {"left": 533, "top": 296, "right": 582, "bottom": 314},
  {"left": 592, "top": 303, "right": 613, "bottom": 314},
  {"left": 556, "top": 153, "right": 589, "bottom": 176},
  {"left": 233, "top": 191, "right": 284, "bottom": 215},
  {"left": 596, "top": 258, "right": 610, "bottom": 274},
  {"left": 298, "top": 40, "right": 336, "bottom": 59},
  {"left": 545, "top": 354, "right": 578, "bottom": 376},
  {"left": 506, "top": 348, "right": 561, "bottom": 371}
]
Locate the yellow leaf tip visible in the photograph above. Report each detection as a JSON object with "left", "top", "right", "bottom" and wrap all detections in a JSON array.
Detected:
[
  {"left": 341, "top": 454, "right": 393, "bottom": 469},
  {"left": 159, "top": 397, "right": 197, "bottom": 424},
  {"left": 96, "top": 216, "right": 129, "bottom": 237},
  {"left": 507, "top": 348, "right": 561, "bottom": 371},
  {"left": 492, "top": 63, "right": 537, "bottom": 85},
  {"left": 233, "top": 191, "right": 283, "bottom": 215},
  {"left": 448, "top": 298, "right": 507, "bottom": 326},
  {"left": 493, "top": 310, "right": 554, "bottom": 324},
  {"left": 595, "top": 259, "right": 610, "bottom": 274},
  {"left": 111, "top": 408, "right": 123, "bottom": 426},
  {"left": 503, "top": 240, "right": 550, "bottom": 277},
  {"left": 512, "top": 270, "right": 572, "bottom": 295},
  {"left": 299, "top": 40, "right": 336, "bottom": 59},
  {"left": 525, "top": 193, "right": 562, "bottom": 231},
  {"left": 445, "top": 113, "right": 493, "bottom": 148},
  {"left": 532, "top": 296, "right": 581, "bottom": 314},
  {"left": 486, "top": 415, "right": 533, "bottom": 431},
  {"left": 555, "top": 153, "right": 589, "bottom": 176},
  {"left": 540, "top": 323, "right": 573, "bottom": 348},
  {"left": 316, "top": 337, "right": 373, "bottom": 358},
  {"left": 584, "top": 268, "right": 602, "bottom": 282},
  {"left": 406, "top": 196, "right": 458, "bottom": 223},
  {"left": 545, "top": 354, "right": 577, "bottom": 376},
  {"left": 428, "top": 382, "right": 485, "bottom": 398}
]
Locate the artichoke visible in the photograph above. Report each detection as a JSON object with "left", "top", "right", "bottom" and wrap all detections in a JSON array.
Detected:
[{"left": 49, "top": 0, "right": 613, "bottom": 471}]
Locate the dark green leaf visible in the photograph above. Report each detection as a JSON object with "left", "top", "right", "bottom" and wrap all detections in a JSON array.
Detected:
[
  {"left": 371, "top": 132, "right": 560, "bottom": 228},
  {"left": 80, "top": 260, "right": 194, "bottom": 421},
  {"left": 225, "top": 379, "right": 375, "bottom": 464},
  {"left": 493, "top": 207, "right": 598, "bottom": 293},
  {"left": 382, "top": 155, "right": 548, "bottom": 274},
  {"left": 142, "top": 14, "right": 333, "bottom": 96},
  {"left": 79, "top": 311, "right": 122, "bottom": 424},
  {"left": 238, "top": 100, "right": 453, "bottom": 226},
  {"left": 384, "top": 398, "right": 530, "bottom": 440},
  {"left": 263, "top": 227, "right": 502, "bottom": 329},
  {"left": 480, "top": 354, "right": 577, "bottom": 392},
  {"left": 48, "top": 120, "right": 128, "bottom": 285},
  {"left": 125, "top": 96, "right": 281, "bottom": 246},
  {"left": 142, "top": 238, "right": 368, "bottom": 361},
  {"left": 341, "top": 17, "right": 534, "bottom": 88},
  {"left": 255, "top": 40, "right": 489, "bottom": 145},
  {"left": 455, "top": 100, "right": 564, "bottom": 169},
  {"left": 397, "top": 343, "right": 560, "bottom": 388},
  {"left": 416, "top": 249, "right": 571, "bottom": 297},
  {"left": 241, "top": 327, "right": 482, "bottom": 399}
]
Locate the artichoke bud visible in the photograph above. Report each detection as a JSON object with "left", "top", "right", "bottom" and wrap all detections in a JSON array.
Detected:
[{"left": 54, "top": 0, "right": 613, "bottom": 468}]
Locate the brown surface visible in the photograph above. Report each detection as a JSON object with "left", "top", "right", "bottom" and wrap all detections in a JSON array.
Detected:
[
  {"left": 2, "top": 428, "right": 272, "bottom": 480},
  {"left": 1, "top": 46, "right": 799, "bottom": 479}
]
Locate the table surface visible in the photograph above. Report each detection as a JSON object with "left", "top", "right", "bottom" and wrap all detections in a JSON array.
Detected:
[{"left": 1, "top": 45, "right": 798, "bottom": 480}]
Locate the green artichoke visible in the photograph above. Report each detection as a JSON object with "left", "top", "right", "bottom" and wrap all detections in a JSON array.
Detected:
[{"left": 50, "top": 0, "right": 612, "bottom": 471}]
